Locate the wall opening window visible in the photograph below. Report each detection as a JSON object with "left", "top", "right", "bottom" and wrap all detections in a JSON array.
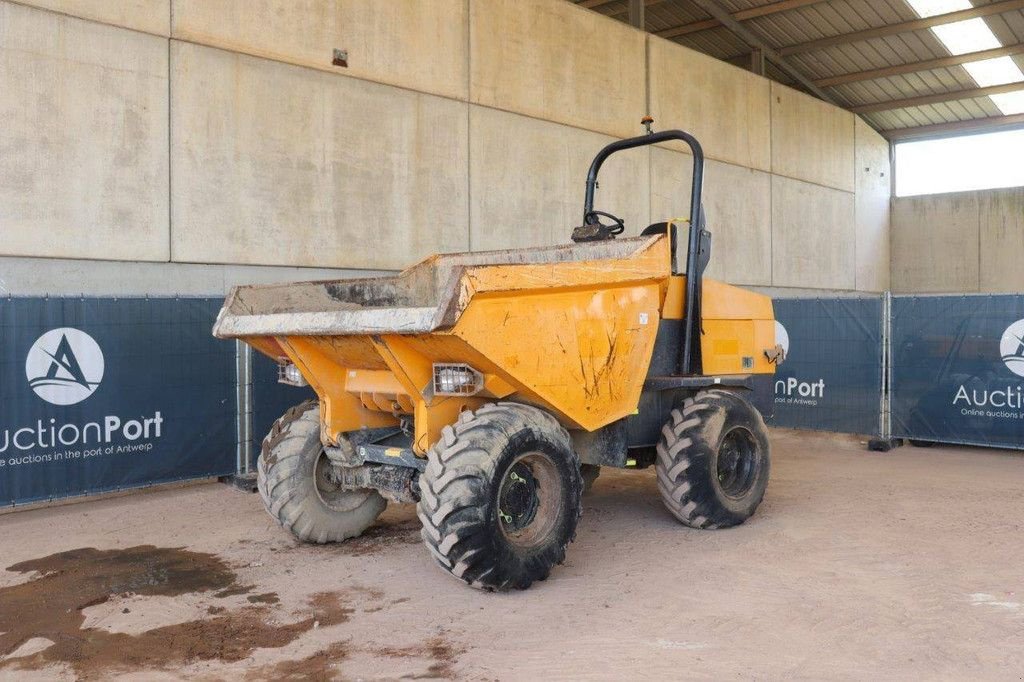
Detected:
[{"left": 895, "top": 128, "right": 1024, "bottom": 197}]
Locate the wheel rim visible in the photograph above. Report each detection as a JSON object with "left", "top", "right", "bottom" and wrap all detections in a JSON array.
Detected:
[
  {"left": 716, "top": 427, "right": 759, "bottom": 499},
  {"left": 314, "top": 450, "right": 373, "bottom": 512},
  {"left": 497, "top": 452, "right": 562, "bottom": 549}
]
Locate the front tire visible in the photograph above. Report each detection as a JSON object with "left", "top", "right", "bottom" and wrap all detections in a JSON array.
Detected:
[
  {"left": 656, "top": 389, "right": 770, "bottom": 529},
  {"left": 257, "top": 401, "right": 386, "bottom": 543},
  {"left": 417, "top": 402, "right": 583, "bottom": 591}
]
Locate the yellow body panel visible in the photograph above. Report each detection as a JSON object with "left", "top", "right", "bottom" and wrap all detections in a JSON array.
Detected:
[
  {"left": 233, "top": 233, "right": 776, "bottom": 454},
  {"left": 452, "top": 283, "right": 663, "bottom": 431}
]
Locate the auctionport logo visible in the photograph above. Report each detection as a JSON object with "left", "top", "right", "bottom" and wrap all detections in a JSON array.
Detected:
[
  {"left": 1000, "top": 319, "right": 1024, "bottom": 379},
  {"left": 25, "top": 328, "right": 104, "bottom": 406},
  {"left": 952, "top": 318, "right": 1024, "bottom": 417}
]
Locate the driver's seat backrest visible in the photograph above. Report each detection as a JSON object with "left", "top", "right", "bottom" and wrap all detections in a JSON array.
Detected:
[{"left": 641, "top": 221, "right": 678, "bottom": 268}]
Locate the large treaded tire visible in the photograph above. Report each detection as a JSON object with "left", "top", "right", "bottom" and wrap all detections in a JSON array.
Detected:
[
  {"left": 656, "top": 389, "right": 770, "bottom": 529},
  {"left": 257, "top": 400, "right": 386, "bottom": 544},
  {"left": 417, "top": 402, "right": 583, "bottom": 591}
]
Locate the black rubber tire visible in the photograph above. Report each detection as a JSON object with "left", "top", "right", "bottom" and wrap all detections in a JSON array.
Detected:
[
  {"left": 417, "top": 402, "right": 583, "bottom": 591},
  {"left": 257, "top": 400, "right": 386, "bottom": 543},
  {"left": 655, "top": 389, "right": 770, "bottom": 529},
  {"left": 909, "top": 440, "right": 935, "bottom": 448},
  {"left": 581, "top": 464, "right": 600, "bottom": 494}
]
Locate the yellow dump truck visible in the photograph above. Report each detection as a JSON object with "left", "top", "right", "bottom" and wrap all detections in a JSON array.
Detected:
[{"left": 215, "top": 126, "right": 782, "bottom": 591}]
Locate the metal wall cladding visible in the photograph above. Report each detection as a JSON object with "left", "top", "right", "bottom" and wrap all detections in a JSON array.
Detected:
[
  {"left": 0, "top": 298, "right": 236, "bottom": 505},
  {"left": 892, "top": 295, "right": 1024, "bottom": 449},
  {"left": 768, "top": 297, "right": 884, "bottom": 436}
]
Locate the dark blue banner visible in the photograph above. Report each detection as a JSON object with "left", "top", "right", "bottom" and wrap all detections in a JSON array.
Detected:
[
  {"left": 892, "top": 295, "right": 1024, "bottom": 449},
  {"left": 0, "top": 298, "right": 236, "bottom": 505},
  {"left": 769, "top": 297, "right": 883, "bottom": 435}
]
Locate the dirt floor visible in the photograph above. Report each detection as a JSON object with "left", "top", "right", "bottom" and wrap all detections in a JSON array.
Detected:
[{"left": 2, "top": 429, "right": 1024, "bottom": 680}]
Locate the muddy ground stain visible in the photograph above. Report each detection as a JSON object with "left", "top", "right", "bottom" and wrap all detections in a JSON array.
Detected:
[
  {"left": 0, "top": 546, "right": 350, "bottom": 679},
  {"left": 331, "top": 518, "right": 421, "bottom": 557}
]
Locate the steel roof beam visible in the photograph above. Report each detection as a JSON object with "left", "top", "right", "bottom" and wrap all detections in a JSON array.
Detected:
[
  {"left": 851, "top": 81, "right": 1024, "bottom": 113},
  {"left": 682, "top": 0, "right": 837, "bottom": 103},
  {"left": 779, "top": 0, "right": 1024, "bottom": 56},
  {"left": 656, "top": 0, "right": 827, "bottom": 39},
  {"left": 883, "top": 113, "right": 1024, "bottom": 141},
  {"left": 608, "top": 0, "right": 668, "bottom": 19},
  {"left": 628, "top": 0, "right": 645, "bottom": 28},
  {"left": 815, "top": 43, "right": 1024, "bottom": 87}
]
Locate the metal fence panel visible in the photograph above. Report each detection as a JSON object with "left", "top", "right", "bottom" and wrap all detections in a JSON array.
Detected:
[
  {"left": 0, "top": 298, "right": 236, "bottom": 505},
  {"left": 768, "top": 297, "right": 883, "bottom": 435},
  {"left": 10, "top": 291, "right": 1023, "bottom": 507},
  {"left": 891, "top": 295, "right": 1024, "bottom": 449}
]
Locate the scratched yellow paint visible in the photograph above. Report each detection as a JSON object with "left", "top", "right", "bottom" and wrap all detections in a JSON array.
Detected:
[{"left": 453, "top": 284, "right": 663, "bottom": 431}]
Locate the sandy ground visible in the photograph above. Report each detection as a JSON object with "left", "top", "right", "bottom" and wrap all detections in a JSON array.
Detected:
[{"left": 2, "top": 429, "right": 1024, "bottom": 680}]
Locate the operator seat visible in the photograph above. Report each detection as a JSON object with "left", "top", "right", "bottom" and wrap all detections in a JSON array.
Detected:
[{"left": 641, "top": 221, "right": 678, "bottom": 260}]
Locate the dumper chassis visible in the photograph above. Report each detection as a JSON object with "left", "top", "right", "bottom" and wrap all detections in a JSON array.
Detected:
[{"left": 216, "top": 123, "right": 782, "bottom": 591}]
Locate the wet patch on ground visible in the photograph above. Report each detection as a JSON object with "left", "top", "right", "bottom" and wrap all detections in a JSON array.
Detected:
[
  {"left": 246, "top": 641, "right": 351, "bottom": 681},
  {"left": 0, "top": 547, "right": 360, "bottom": 679},
  {"left": 369, "top": 631, "right": 465, "bottom": 679},
  {"left": 336, "top": 518, "right": 422, "bottom": 556},
  {"left": 247, "top": 592, "right": 280, "bottom": 605},
  {"left": 215, "top": 584, "right": 256, "bottom": 598},
  {"left": 0, "top": 546, "right": 235, "bottom": 661},
  {"left": 246, "top": 632, "right": 463, "bottom": 681}
]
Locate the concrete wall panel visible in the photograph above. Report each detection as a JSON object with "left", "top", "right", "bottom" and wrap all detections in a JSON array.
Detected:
[
  {"left": 979, "top": 188, "right": 1024, "bottom": 293},
  {"left": 771, "top": 83, "right": 855, "bottom": 192},
  {"left": 13, "top": 0, "right": 169, "bottom": 35},
  {"left": 172, "top": 0, "right": 467, "bottom": 100},
  {"left": 0, "top": 2, "right": 169, "bottom": 262},
  {"left": 854, "top": 119, "right": 891, "bottom": 292},
  {"left": 974, "top": 186, "right": 1024, "bottom": 292},
  {"left": 891, "top": 193, "right": 980, "bottom": 293},
  {"left": 772, "top": 176, "right": 855, "bottom": 290},
  {"left": 170, "top": 42, "right": 468, "bottom": 270},
  {"left": 470, "top": 0, "right": 646, "bottom": 139},
  {"left": 469, "top": 106, "right": 649, "bottom": 252},
  {"left": 0, "top": 256, "right": 384, "bottom": 296},
  {"left": 650, "top": 149, "right": 771, "bottom": 285},
  {"left": 649, "top": 38, "right": 771, "bottom": 172}
]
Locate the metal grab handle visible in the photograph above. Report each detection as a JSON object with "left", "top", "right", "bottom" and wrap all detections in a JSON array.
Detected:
[{"left": 582, "top": 129, "right": 706, "bottom": 375}]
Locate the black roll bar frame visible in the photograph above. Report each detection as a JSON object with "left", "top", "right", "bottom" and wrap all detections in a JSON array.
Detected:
[{"left": 582, "top": 129, "right": 706, "bottom": 376}]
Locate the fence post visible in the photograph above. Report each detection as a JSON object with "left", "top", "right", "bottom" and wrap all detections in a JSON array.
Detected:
[
  {"left": 882, "top": 291, "right": 891, "bottom": 440},
  {"left": 230, "top": 340, "right": 256, "bottom": 488},
  {"left": 869, "top": 291, "right": 900, "bottom": 451}
]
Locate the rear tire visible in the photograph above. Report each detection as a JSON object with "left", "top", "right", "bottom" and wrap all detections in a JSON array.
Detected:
[
  {"left": 258, "top": 400, "right": 386, "bottom": 543},
  {"left": 417, "top": 402, "right": 583, "bottom": 591},
  {"left": 656, "top": 389, "right": 770, "bottom": 529}
]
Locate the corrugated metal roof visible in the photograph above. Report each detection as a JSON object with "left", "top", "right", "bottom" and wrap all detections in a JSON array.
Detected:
[{"left": 575, "top": 0, "right": 1024, "bottom": 138}]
